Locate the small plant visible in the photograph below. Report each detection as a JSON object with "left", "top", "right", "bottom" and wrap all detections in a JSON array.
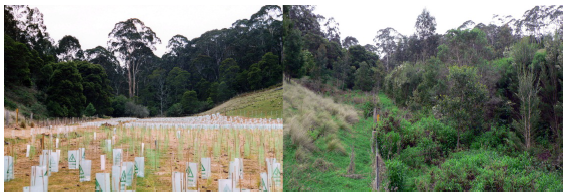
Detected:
[{"left": 20, "top": 121, "right": 26, "bottom": 129}]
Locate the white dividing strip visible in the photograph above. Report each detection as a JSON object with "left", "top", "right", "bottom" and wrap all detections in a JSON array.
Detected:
[
  {"left": 56, "top": 138, "right": 59, "bottom": 148},
  {"left": 26, "top": 145, "right": 30, "bottom": 157}
]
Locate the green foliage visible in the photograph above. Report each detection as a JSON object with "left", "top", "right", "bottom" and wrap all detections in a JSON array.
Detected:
[
  {"left": 354, "top": 62, "right": 374, "bottom": 91},
  {"left": 384, "top": 62, "right": 423, "bottom": 106},
  {"left": 385, "top": 159, "right": 407, "bottom": 192},
  {"left": 111, "top": 95, "right": 128, "bottom": 117},
  {"left": 77, "top": 61, "right": 113, "bottom": 116},
  {"left": 439, "top": 65, "right": 488, "bottom": 148},
  {"left": 84, "top": 103, "right": 96, "bottom": 116},
  {"left": 5, "top": 99, "right": 17, "bottom": 110},
  {"left": 4, "top": 35, "right": 35, "bottom": 87},
  {"left": 124, "top": 101, "right": 149, "bottom": 118},
  {"left": 46, "top": 61, "right": 86, "bottom": 117},
  {"left": 181, "top": 90, "right": 199, "bottom": 114}
]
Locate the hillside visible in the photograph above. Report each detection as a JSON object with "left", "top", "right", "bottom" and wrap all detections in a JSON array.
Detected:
[
  {"left": 201, "top": 84, "right": 283, "bottom": 119},
  {"left": 283, "top": 79, "right": 385, "bottom": 191}
]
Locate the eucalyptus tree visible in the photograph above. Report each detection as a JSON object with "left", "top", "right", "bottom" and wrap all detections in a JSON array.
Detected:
[
  {"left": 374, "top": 27, "right": 400, "bottom": 71},
  {"left": 107, "top": 18, "right": 161, "bottom": 98},
  {"left": 85, "top": 46, "right": 125, "bottom": 95},
  {"left": 323, "top": 17, "right": 341, "bottom": 45},
  {"left": 342, "top": 36, "right": 359, "bottom": 49},
  {"left": 56, "top": 35, "right": 84, "bottom": 62},
  {"left": 415, "top": 8, "right": 438, "bottom": 61}
]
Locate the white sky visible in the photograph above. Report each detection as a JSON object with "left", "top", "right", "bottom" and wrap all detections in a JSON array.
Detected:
[
  {"left": 314, "top": 3, "right": 546, "bottom": 46},
  {"left": 30, "top": 5, "right": 265, "bottom": 57}
]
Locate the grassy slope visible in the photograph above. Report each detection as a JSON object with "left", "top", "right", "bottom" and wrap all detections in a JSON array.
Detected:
[
  {"left": 201, "top": 84, "right": 283, "bottom": 119},
  {"left": 283, "top": 80, "right": 376, "bottom": 191}
]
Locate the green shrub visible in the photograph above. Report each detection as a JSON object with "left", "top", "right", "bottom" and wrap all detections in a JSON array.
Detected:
[
  {"left": 166, "top": 103, "right": 184, "bottom": 117},
  {"left": 400, "top": 146, "right": 423, "bottom": 169},
  {"left": 84, "top": 103, "right": 96, "bottom": 116},
  {"left": 5, "top": 99, "right": 17, "bottom": 110},
  {"left": 386, "top": 159, "right": 407, "bottom": 192}
]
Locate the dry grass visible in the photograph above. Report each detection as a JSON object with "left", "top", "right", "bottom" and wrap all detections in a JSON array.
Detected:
[
  {"left": 201, "top": 85, "right": 282, "bottom": 119},
  {"left": 283, "top": 80, "right": 359, "bottom": 155}
]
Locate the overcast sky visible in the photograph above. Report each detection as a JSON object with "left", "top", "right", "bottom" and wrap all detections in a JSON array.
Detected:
[
  {"left": 314, "top": 3, "right": 540, "bottom": 46},
  {"left": 31, "top": 5, "right": 265, "bottom": 57}
]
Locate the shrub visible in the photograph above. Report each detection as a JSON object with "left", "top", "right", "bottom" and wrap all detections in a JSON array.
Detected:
[
  {"left": 5, "top": 99, "right": 17, "bottom": 110},
  {"left": 20, "top": 121, "right": 26, "bottom": 129},
  {"left": 124, "top": 101, "right": 149, "bottom": 118},
  {"left": 84, "top": 103, "right": 96, "bottom": 116},
  {"left": 386, "top": 159, "right": 407, "bottom": 191},
  {"left": 166, "top": 103, "right": 184, "bottom": 117}
]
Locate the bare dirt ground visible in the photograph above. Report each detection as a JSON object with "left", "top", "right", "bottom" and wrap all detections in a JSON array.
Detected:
[{"left": 3, "top": 117, "right": 283, "bottom": 192}]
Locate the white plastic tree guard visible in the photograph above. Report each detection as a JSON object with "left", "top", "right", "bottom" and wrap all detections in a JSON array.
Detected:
[
  {"left": 4, "top": 156, "right": 14, "bottom": 181},
  {"left": 50, "top": 151, "right": 59, "bottom": 172},
  {"left": 260, "top": 172, "right": 269, "bottom": 192},
  {"left": 272, "top": 162, "right": 282, "bottom": 188},
  {"left": 201, "top": 158, "right": 211, "bottom": 179},
  {"left": 95, "top": 173, "right": 111, "bottom": 192},
  {"left": 172, "top": 171, "right": 184, "bottom": 192},
  {"left": 105, "top": 139, "right": 112, "bottom": 152},
  {"left": 68, "top": 150, "right": 79, "bottom": 169},
  {"left": 186, "top": 162, "right": 197, "bottom": 188},
  {"left": 124, "top": 162, "right": 134, "bottom": 186},
  {"left": 113, "top": 149, "right": 122, "bottom": 166},
  {"left": 79, "top": 160, "right": 91, "bottom": 182},
  {"left": 111, "top": 166, "right": 120, "bottom": 192},
  {"left": 26, "top": 145, "right": 30, "bottom": 157},
  {"left": 101, "top": 155, "right": 106, "bottom": 170},
  {"left": 79, "top": 148, "right": 86, "bottom": 161},
  {"left": 135, "top": 157, "right": 144, "bottom": 177},
  {"left": 30, "top": 166, "right": 48, "bottom": 192},
  {"left": 218, "top": 179, "right": 233, "bottom": 192}
]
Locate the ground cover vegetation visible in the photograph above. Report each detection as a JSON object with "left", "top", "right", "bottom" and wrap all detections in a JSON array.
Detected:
[{"left": 282, "top": 5, "right": 562, "bottom": 192}]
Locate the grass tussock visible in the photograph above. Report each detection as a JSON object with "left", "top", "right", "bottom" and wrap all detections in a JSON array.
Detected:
[{"left": 284, "top": 80, "right": 359, "bottom": 155}]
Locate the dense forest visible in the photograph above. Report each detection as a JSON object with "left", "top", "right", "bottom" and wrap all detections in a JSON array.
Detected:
[
  {"left": 283, "top": 5, "right": 563, "bottom": 191},
  {"left": 4, "top": 5, "right": 282, "bottom": 118}
]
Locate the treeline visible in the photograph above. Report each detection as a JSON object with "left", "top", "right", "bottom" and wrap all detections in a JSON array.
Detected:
[
  {"left": 4, "top": 5, "right": 282, "bottom": 118},
  {"left": 283, "top": 4, "right": 562, "bottom": 161}
]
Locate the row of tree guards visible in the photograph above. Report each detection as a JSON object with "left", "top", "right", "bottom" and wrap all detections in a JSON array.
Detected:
[{"left": 4, "top": 113, "right": 283, "bottom": 192}]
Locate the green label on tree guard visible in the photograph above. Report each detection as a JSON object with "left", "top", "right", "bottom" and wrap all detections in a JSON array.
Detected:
[
  {"left": 95, "top": 180, "right": 102, "bottom": 192},
  {"left": 188, "top": 166, "right": 194, "bottom": 178},
  {"left": 134, "top": 163, "right": 138, "bottom": 173},
  {"left": 69, "top": 154, "right": 76, "bottom": 162},
  {"left": 223, "top": 185, "right": 231, "bottom": 192},
  {"left": 201, "top": 163, "right": 205, "bottom": 172},
  {"left": 120, "top": 171, "right": 126, "bottom": 183},
  {"left": 261, "top": 178, "right": 267, "bottom": 192},
  {"left": 79, "top": 165, "right": 85, "bottom": 179}
]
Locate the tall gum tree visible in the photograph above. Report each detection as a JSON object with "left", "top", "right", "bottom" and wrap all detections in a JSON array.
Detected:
[{"left": 108, "top": 18, "right": 161, "bottom": 98}]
